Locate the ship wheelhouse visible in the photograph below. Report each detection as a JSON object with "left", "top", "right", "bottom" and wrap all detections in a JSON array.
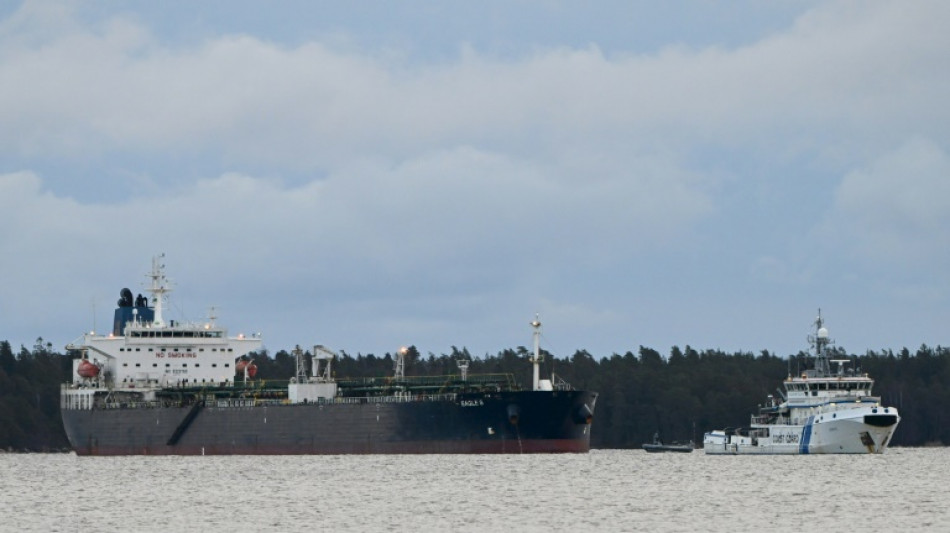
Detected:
[{"left": 65, "top": 255, "right": 262, "bottom": 391}]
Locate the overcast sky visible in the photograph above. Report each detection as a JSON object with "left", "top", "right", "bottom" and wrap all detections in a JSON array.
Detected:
[{"left": 2, "top": 0, "right": 949, "bottom": 362}]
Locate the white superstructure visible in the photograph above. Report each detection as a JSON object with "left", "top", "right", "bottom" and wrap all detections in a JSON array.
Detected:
[
  {"left": 62, "top": 255, "right": 262, "bottom": 407},
  {"left": 704, "top": 310, "right": 900, "bottom": 455}
]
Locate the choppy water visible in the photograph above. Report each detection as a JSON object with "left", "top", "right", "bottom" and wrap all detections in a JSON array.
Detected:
[{"left": 3, "top": 448, "right": 947, "bottom": 532}]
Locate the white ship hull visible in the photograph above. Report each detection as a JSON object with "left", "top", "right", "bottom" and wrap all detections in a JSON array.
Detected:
[
  {"left": 704, "top": 404, "right": 899, "bottom": 455},
  {"left": 704, "top": 311, "right": 900, "bottom": 456}
]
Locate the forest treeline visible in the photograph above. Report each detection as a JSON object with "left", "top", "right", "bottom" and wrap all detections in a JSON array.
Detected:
[{"left": 1, "top": 338, "right": 948, "bottom": 451}]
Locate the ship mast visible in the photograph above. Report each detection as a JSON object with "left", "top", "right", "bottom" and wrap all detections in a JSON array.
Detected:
[
  {"left": 293, "top": 345, "right": 308, "bottom": 383},
  {"left": 530, "top": 315, "right": 542, "bottom": 391},
  {"left": 394, "top": 346, "right": 408, "bottom": 380},
  {"left": 808, "top": 308, "right": 832, "bottom": 376},
  {"left": 146, "top": 254, "right": 171, "bottom": 327}
]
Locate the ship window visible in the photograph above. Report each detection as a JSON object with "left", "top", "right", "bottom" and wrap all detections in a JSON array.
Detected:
[
  {"left": 148, "top": 348, "right": 153, "bottom": 352},
  {"left": 135, "top": 363, "right": 141, "bottom": 367},
  {"left": 136, "top": 348, "right": 141, "bottom": 351},
  {"left": 123, "top": 363, "right": 128, "bottom": 367},
  {"left": 225, "top": 363, "right": 230, "bottom": 368},
  {"left": 212, "top": 363, "right": 217, "bottom": 368},
  {"left": 199, "top": 348, "right": 204, "bottom": 352},
  {"left": 165, "top": 363, "right": 170, "bottom": 367},
  {"left": 195, "top": 364, "right": 200, "bottom": 368},
  {"left": 152, "top": 363, "right": 158, "bottom": 367},
  {"left": 182, "top": 364, "right": 187, "bottom": 367},
  {"left": 120, "top": 348, "right": 125, "bottom": 352}
]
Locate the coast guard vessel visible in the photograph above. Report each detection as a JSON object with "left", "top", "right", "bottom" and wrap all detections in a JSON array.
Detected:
[
  {"left": 60, "top": 255, "right": 597, "bottom": 455},
  {"left": 704, "top": 311, "right": 899, "bottom": 455}
]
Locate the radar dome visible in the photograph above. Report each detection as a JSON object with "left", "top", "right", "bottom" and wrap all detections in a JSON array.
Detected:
[{"left": 817, "top": 327, "right": 829, "bottom": 339}]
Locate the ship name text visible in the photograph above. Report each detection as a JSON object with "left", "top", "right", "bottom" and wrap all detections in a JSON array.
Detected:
[{"left": 772, "top": 433, "right": 801, "bottom": 444}]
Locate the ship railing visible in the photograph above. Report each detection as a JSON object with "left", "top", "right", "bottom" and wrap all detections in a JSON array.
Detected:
[
  {"left": 336, "top": 373, "right": 517, "bottom": 390},
  {"left": 752, "top": 415, "right": 816, "bottom": 426},
  {"left": 94, "top": 400, "right": 167, "bottom": 409},
  {"left": 751, "top": 414, "right": 791, "bottom": 425},
  {"left": 550, "top": 373, "right": 574, "bottom": 391},
  {"left": 70, "top": 392, "right": 470, "bottom": 410},
  {"left": 316, "top": 393, "right": 460, "bottom": 404},
  {"left": 204, "top": 393, "right": 462, "bottom": 408}
]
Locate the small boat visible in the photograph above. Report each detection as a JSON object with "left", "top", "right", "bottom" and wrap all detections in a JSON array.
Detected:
[{"left": 642, "top": 432, "right": 693, "bottom": 453}]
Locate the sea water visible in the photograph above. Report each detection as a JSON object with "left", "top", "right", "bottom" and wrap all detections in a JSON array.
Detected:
[{"left": 2, "top": 448, "right": 946, "bottom": 532}]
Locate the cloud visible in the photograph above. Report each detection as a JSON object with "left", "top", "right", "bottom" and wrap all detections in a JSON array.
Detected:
[
  {"left": 3, "top": 1, "right": 948, "bottom": 170},
  {"left": 830, "top": 138, "right": 950, "bottom": 269},
  {"left": 0, "top": 146, "right": 710, "bottom": 351},
  {"left": 3, "top": 1, "right": 950, "bottom": 356}
]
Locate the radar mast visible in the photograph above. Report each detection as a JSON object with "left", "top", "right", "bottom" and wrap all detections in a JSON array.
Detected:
[
  {"left": 146, "top": 254, "right": 171, "bottom": 327},
  {"left": 530, "top": 315, "right": 542, "bottom": 391}
]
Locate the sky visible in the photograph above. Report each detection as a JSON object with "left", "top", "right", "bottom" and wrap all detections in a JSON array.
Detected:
[{"left": 2, "top": 0, "right": 949, "bottom": 362}]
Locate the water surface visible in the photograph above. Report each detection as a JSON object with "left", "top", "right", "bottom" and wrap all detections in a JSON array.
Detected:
[{"left": 3, "top": 448, "right": 945, "bottom": 532}]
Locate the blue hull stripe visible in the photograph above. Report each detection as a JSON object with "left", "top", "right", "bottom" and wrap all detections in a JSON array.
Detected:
[{"left": 799, "top": 416, "right": 814, "bottom": 454}]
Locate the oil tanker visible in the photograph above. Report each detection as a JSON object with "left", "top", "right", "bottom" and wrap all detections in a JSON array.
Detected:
[{"left": 60, "top": 256, "right": 597, "bottom": 455}]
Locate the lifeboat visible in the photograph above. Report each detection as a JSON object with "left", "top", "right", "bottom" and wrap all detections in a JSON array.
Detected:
[
  {"left": 236, "top": 359, "right": 257, "bottom": 378},
  {"left": 77, "top": 359, "right": 100, "bottom": 378}
]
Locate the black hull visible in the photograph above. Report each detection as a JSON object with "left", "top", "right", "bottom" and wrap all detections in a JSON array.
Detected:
[{"left": 61, "top": 390, "right": 597, "bottom": 455}]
